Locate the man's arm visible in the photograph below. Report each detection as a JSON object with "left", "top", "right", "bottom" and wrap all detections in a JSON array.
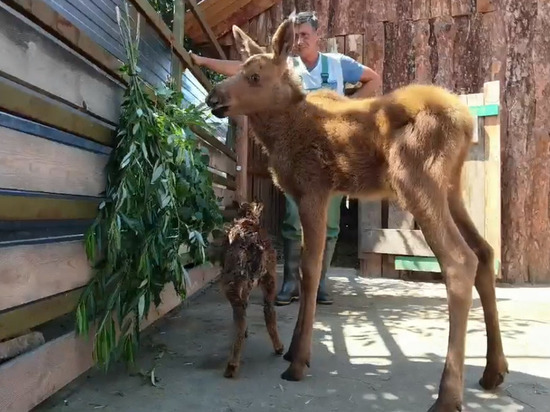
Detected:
[
  {"left": 190, "top": 53, "right": 242, "bottom": 77},
  {"left": 339, "top": 55, "right": 382, "bottom": 98}
]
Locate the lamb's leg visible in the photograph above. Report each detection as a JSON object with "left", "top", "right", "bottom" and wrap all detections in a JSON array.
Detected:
[
  {"left": 224, "top": 295, "right": 249, "bottom": 378},
  {"left": 281, "top": 193, "right": 328, "bottom": 381},
  {"left": 260, "top": 257, "right": 284, "bottom": 355}
]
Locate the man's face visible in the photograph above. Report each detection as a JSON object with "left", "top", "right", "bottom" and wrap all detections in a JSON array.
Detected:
[{"left": 293, "top": 22, "right": 319, "bottom": 58}]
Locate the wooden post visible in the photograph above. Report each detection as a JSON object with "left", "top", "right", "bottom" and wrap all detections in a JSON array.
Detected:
[
  {"left": 483, "top": 80, "right": 502, "bottom": 278},
  {"left": 234, "top": 116, "right": 248, "bottom": 202},
  {"left": 171, "top": 0, "right": 185, "bottom": 91}
]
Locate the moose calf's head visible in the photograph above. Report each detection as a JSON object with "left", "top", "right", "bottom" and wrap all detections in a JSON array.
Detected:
[{"left": 206, "top": 17, "right": 302, "bottom": 119}]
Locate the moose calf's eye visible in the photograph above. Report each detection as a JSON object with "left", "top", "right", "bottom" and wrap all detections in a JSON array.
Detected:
[{"left": 249, "top": 73, "right": 260, "bottom": 84}]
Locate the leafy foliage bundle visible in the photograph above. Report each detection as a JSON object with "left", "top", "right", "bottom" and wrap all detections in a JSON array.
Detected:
[{"left": 75, "top": 3, "right": 223, "bottom": 370}]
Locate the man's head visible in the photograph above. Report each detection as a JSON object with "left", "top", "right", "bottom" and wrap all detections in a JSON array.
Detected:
[{"left": 292, "top": 11, "right": 320, "bottom": 60}]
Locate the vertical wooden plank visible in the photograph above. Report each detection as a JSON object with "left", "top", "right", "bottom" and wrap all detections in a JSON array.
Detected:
[
  {"left": 412, "top": 0, "right": 431, "bottom": 20},
  {"left": 384, "top": 202, "right": 415, "bottom": 279},
  {"left": 462, "top": 92, "right": 486, "bottom": 234},
  {"left": 431, "top": 16, "right": 456, "bottom": 88},
  {"left": 452, "top": 0, "right": 474, "bottom": 16},
  {"left": 413, "top": 19, "right": 432, "bottom": 84},
  {"left": 359, "top": 200, "right": 383, "bottom": 277},
  {"left": 345, "top": 34, "right": 364, "bottom": 64},
  {"left": 171, "top": 0, "right": 185, "bottom": 90},
  {"left": 234, "top": 116, "right": 248, "bottom": 203},
  {"left": 483, "top": 81, "right": 502, "bottom": 278},
  {"left": 431, "top": 0, "right": 452, "bottom": 18}
]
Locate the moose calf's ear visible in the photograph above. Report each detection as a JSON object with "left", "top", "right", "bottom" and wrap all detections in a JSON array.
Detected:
[
  {"left": 272, "top": 18, "right": 295, "bottom": 63},
  {"left": 232, "top": 25, "right": 265, "bottom": 60}
]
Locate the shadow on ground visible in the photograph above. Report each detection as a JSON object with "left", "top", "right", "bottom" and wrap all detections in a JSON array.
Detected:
[{"left": 35, "top": 270, "right": 550, "bottom": 412}]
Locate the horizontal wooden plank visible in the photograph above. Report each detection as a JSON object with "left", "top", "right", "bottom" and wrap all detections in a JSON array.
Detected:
[
  {"left": 3, "top": 0, "right": 124, "bottom": 83},
  {"left": 213, "top": 185, "right": 236, "bottom": 206},
  {"left": 394, "top": 255, "right": 501, "bottom": 274},
  {"left": 0, "top": 288, "right": 83, "bottom": 341},
  {"left": 0, "top": 4, "right": 123, "bottom": 124},
  {"left": 0, "top": 191, "right": 100, "bottom": 221},
  {"left": 0, "top": 241, "right": 91, "bottom": 311},
  {"left": 394, "top": 256, "right": 441, "bottom": 272},
  {"left": 0, "top": 263, "right": 220, "bottom": 412},
  {"left": 0, "top": 219, "right": 92, "bottom": 248},
  {"left": 210, "top": 171, "right": 237, "bottom": 190},
  {"left": 190, "top": 124, "right": 237, "bottom": 161},
  {"left": 0, "top": 126, "right": 107, "bottom": 197},
  {"left": 207, "top": 148, "right": 236, "bottom": 177},
  {"left": 359, "top": 228, "right": 435, "bottom": 257},
  {"left": 0, "top": 111, "right": 111, "bottom": 155},
  {"left": 0, "top": 75, "right": 114, "bottom": 146}
]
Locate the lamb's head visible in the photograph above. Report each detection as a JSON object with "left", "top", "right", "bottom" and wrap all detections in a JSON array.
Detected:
[{"left": 205, "top": 17, "right": 303, "bottom": 118}]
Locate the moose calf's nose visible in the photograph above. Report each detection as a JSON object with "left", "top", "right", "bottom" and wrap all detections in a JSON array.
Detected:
[{"left": 206, "top": 88, "right": 221, "bottom": 108}]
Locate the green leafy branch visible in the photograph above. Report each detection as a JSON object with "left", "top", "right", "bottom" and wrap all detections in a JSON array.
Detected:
[{"left": 75, "top": 2, "right": 223, "bottom": 371}]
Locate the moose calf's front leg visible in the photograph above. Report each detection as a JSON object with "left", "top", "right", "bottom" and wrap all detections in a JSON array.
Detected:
[{"left": 281, "top": 195, "right": 328, "bottom": 381}]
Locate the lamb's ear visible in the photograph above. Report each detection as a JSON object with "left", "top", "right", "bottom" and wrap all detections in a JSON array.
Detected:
[
  {"left": 271, "top": 17, "right": 295, "bottom": 63},
  {"left": 232, "top": 25, "right": 265, "bottom": 60}
]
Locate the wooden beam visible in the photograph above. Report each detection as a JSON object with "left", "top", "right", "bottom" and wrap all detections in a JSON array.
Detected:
[
  {"left": 0, "top": 76, "right": 114, "bottom": 146},
  {"left": 0, "top": 126, "right": 107, "bottom": 197},
  {"left": 0, "top": 192, "right": 99, "bottom": 221},
  {"left": 0, "top": 288, "right": 83, "bottom": 341},
  {"left": 189, "top": 124, "right": 237, "bottom": 161},
  {"left": 129, "top": 0, "right": 213, "bottom": 91},
  {"left": 2, "top": 0, "right": 125, "bottom": 84},
  {"left": 0, "top": 241, "right": 92, "bottom": 311},
  {"left": 171, "top": 0, "right": 185, "bottom": 90},
  {"left": 185, "top": 0, "right": 277, "bottom": 45},
  {"left": 185, "top": 0, "right": 227, "bottom": 59},
  {"left": 0, "top": 264, "right": 220, "bottom": 412}
]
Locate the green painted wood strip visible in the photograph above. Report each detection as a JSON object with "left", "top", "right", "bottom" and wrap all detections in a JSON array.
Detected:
[
  {"left": 394, "top": 256, "right": 501, "bottom": 275},
  {"left": 469, "top": 104, "right": 499, "bottom": 117}
]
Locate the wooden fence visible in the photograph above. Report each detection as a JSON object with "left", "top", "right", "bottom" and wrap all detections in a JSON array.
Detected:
[
  {"left": 359, "top": 80, "right": 502, "bottom": 279},
  {"left": 0, "top": 1, "right": 241, "bottom": 410}
]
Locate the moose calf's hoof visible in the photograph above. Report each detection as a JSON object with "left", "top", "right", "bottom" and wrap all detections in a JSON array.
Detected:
[
  {"left": 224, "top": 363, "right": 239, "bottom": 378},
  {"left": 281, "top": 363, "right": 306, "bottom": 381},
  {"left": 479, "top": 362, "right": 509, "bottom": 390},
  {"left": 283, "top": 351, "right": 310, "bottom": 367},
  {"left": 427, "top": 399, "right": 462, "bottom": 412},
  {"left": 275, "top": 345, "right": 284, "bottom": 355}
]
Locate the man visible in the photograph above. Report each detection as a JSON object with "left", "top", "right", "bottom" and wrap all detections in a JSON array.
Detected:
[{"left": 191, "top": 11, "right": 381, "bottom": 306}]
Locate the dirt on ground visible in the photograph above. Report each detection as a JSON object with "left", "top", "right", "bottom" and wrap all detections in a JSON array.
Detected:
[{"left": 36, "top": 268, "right": 550, "bottom": 412}]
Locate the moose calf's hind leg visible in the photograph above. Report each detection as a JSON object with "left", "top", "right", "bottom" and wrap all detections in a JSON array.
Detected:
[
  {"left": 281, "top": 195, "right": 328, "bottom": 381},
  {"left": 447, "top": 191, "right": 508, "bottom": 390},
  {"left": 224, "top": 301, "right": 248, "bottom": 378},
  {"left": 393, "top": 176, "right": 477, "bottom": 411}
]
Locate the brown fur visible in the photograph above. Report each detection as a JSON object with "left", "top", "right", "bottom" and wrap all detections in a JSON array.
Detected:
[
  {"left": 206, "top": 19, "right": 508, "bottom": 410},
  {"left": 219, "top": 201, "right": 284, "bottom": 378}
]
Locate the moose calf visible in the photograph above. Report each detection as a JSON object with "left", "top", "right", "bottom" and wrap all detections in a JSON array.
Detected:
[{"left": 219, "top": 201, "right": 284, "bottom": 378}]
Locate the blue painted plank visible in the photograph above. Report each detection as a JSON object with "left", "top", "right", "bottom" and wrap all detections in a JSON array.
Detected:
[
  {"left": 0, "top": 219, "right": 93, "bottom": 247},
  {"left": 0, "top": 111, "right": 111, "bottom": 155},
  {"left": 0, "top": 188, "right": 103, "bottom": 202}
]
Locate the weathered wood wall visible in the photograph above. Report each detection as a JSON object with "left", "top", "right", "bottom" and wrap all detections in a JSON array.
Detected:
[
  {"left": 0, "top": 1, "right": 237, "bottom": 410},
  {"left": 217, "top": 0, "right": 550, "bottom": 284}
]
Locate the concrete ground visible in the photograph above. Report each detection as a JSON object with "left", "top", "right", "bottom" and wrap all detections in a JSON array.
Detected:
[{"left": 37, "top": 268, "right": 550, "bottom": 412}]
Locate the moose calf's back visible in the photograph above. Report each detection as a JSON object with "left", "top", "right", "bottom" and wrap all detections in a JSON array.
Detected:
[{"left": 267, "top": 83, "right": 475, "bottom": 198}]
